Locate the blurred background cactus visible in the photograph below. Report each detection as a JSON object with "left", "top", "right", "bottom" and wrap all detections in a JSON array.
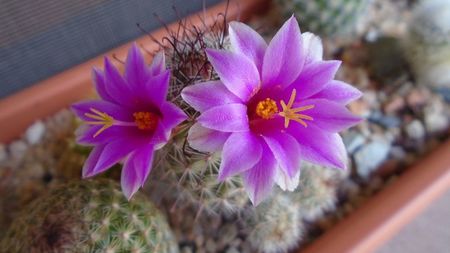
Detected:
[
  {"left": 289, "top": 163, "right": 342, "bottom": 221},
  {"left": 0, "top": 179, "right": 178, "bottom": 253},
  {"left": 276, "top": 0, "right": 372, "bottom": 37},
  {"left": 245, "top": 194, "right": 303, "bottom": 253},
  {"left": 405, "top": 0, "right": 450, "bottom": 89}
]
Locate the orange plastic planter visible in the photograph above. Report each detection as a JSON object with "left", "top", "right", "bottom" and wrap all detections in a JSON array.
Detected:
[{"left": 1, "top": 1, "right": 449, "bottom": 252}]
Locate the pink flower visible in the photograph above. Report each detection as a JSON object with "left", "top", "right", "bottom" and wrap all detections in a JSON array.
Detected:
[
  {"left": 182, "top": 17, "right": 362, "bottom": 205},
  {"left": 72, "top": 44, "right": 187, "bottom": 199}
]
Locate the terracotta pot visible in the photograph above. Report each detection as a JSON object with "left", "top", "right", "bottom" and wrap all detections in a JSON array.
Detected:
[{"left": 1, "top": 1, "right": 449, "bottom": 252}]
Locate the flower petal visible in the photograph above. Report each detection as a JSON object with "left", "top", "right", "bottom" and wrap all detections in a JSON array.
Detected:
[
  {"left": 242, "top": 144, "right": 276, "bottom": 205},
  {"left": 82, "top": 143, "right": 106, "bottom": 178},
  {"left": 92, "top": 68, "right": 115, "bottom": 102},
  {"left": 296, "top": 99, "right": 362, "bottom": 132},
  {"left": 197, "top": 103, "right": 249, "bottom": 132},
  {"left": 75, "top": 125, "right": 142, "bottom": 145},
  {"left": 275, "top": 167, "right": 300, "bottom": 191},
  {"left": 71, "top": 100, "right": 133, "bottom": 122},
  {"left": 188, "top": 123, "right": 231, "bottom": 152},
  {"left": 229, "top": 21, "right": 267, "bottom": 72},
  {"left": 83, "top": 138, "right": 141, "bottom": 178},
  {"left": 144, "top": 70, "right": 170, "bottom": 107},
  {"left": 302, "top": 32, "right": 323, "bottom": 64},
  {"left": 160, "top": 101, "right": 187, "bottom": 130},
  {"left": 262, "top": 132, "right": 301, "bottom": 177},
  {"left": 218, "top": 132, "right": 263, "bottom": 180},
  {"left": 149, "top": 51, "right": 165, "bottom": 76},
  {"left": 289, "top": 60, "right": 341, "bottom": 99},
  {"left": 205, "top": 49, "right": 260, "bottom": 102},
  {"left": 310, "top": 80, "right": 363, "bottom": 104},
  {"left": 181, "top": 81, "right": 241, "bottom": 112},
  {"left": 103, "top": 57, "right": 135, "bottom": 106},
  {"left": 125, "top": 43, "right": 148, "bottom": 90},
  {"left": 288, "top": 124, "right": 347, "bottom": 169},
  {"left": 130, "top": 144, "right": 155, "bottom": 187},
  {"left": 121, "top": 156, "right": 139, "bottom": 200},
  {"left": 262, "top": 16, "right": 304, "bottom": 89},
  {"left": 148, "top": 123, "right": 170, "bottom": 150}
]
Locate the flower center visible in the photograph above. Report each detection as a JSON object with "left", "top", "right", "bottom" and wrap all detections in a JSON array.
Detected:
[
  {"left": 84, "top": 108, "right": 159, "bottom": 137},
  {"left": 279, "top": 89, "right": 315, "bottom": 128},
  {"left": 255, "top": 98, "right": 279, "bottom": 119},
  {"left": 133, "top": 111, "right": 159, "bottom": 130}
]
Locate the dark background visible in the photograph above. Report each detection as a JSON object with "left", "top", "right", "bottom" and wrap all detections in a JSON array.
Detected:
[{"left": 0, "top": 0, "right": 222, "bottom": 98}]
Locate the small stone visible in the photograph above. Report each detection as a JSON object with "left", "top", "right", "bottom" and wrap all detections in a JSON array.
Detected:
[
  {"left": 424, "top": 97, "right": 449, "bottom": 133},
  {"left": 24, "top": 121, "right": 46, "bottom": 145},
  {"left": 405, "top": 120, "right": 426, "bottom": 140},
  {"left": 369, "top": 111, "right": 401, "bottom": 128},
  {"left": 338, "top": 179, "right": 360, "bottom": 200},
  {"left": 9, "top": 140, "right": 28, "bottom": 160},
  {"left": 406, "top": 88, "right": 430, "bottom": 108},
  {"left": 342, "top": 131, "right": 366, "bottom": 154},
  {"left": 383, "top": 95, "right": 405, "bottom": 114},
  {"left": 433, "top": 87, "right": 450, "bottom": 103},
  {"left": 205, "top": 238, "right": 217, "bottom": 253},
  {"left": 225, "top": 247, "right": 240, "bottom": 253},
  {"left": 354, "top": 138, "right": 391, "bottom": 179},
  {"left": 384, "top": 127, "right": 401, "bottom": 143}
]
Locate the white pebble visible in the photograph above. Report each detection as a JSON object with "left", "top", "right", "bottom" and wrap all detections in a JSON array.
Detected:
[
  {"left": 9, "top": 140, "right": 28, "bottom": 160},
  {"left": 405, "top": 120, "right": 426, "bottom": 140},
  {"left": 25, "top": 121, "right": 46, "bottom": 145}
]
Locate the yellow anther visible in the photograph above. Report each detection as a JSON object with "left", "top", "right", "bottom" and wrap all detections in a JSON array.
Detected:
[
  {"left": 255, "top": 98, "right": 279, "bottom": 119},
  {"left": 133, "top": 111, "right": 158, "bottom": 130},
  {"left": 84, "top": 108, "right": 115, "bottom": 137},
  {"left": 279, "top": 89, "right": 315, "bottom": 128}
]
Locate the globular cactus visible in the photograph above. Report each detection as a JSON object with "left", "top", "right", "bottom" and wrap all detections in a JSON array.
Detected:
[
  {"left": 276, "top": 0, "right": 372, "bottom": 37},
  {"left": 149, "top": 133, "right": 249, "bottom": 216},
  {"left": 405, "top": 0, "right": 450, "bottom": 88},
  {"left": 289, "top": 163, "right": 341, "bottom": 221},
  {"left": 245, "top": 194, "right": 303, "bottom": 253},
  {"left": 0, "top": 179, "right": 178, "bottom": 253}
]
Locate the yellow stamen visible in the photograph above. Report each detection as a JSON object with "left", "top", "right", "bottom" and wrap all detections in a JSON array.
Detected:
[
  {"left": 133, "top": 111, "right": 158, "bottom": 130},
  {"left": 255, "top": 98, "right": 279, "bottom": 119},
  {"left": 279, "top": 89, "right": 315, "bottom": 128},
  {"left": 84, "top": 108, "right": 114, "bottom": 137}
]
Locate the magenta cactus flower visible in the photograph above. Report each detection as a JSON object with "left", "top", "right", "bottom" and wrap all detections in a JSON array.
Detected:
[
  {"left": 182, "top": 16, "right": 362, "bottom": 205},
  {"left": 72, "top": 44, "right": 187, "bottom": 199}
]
